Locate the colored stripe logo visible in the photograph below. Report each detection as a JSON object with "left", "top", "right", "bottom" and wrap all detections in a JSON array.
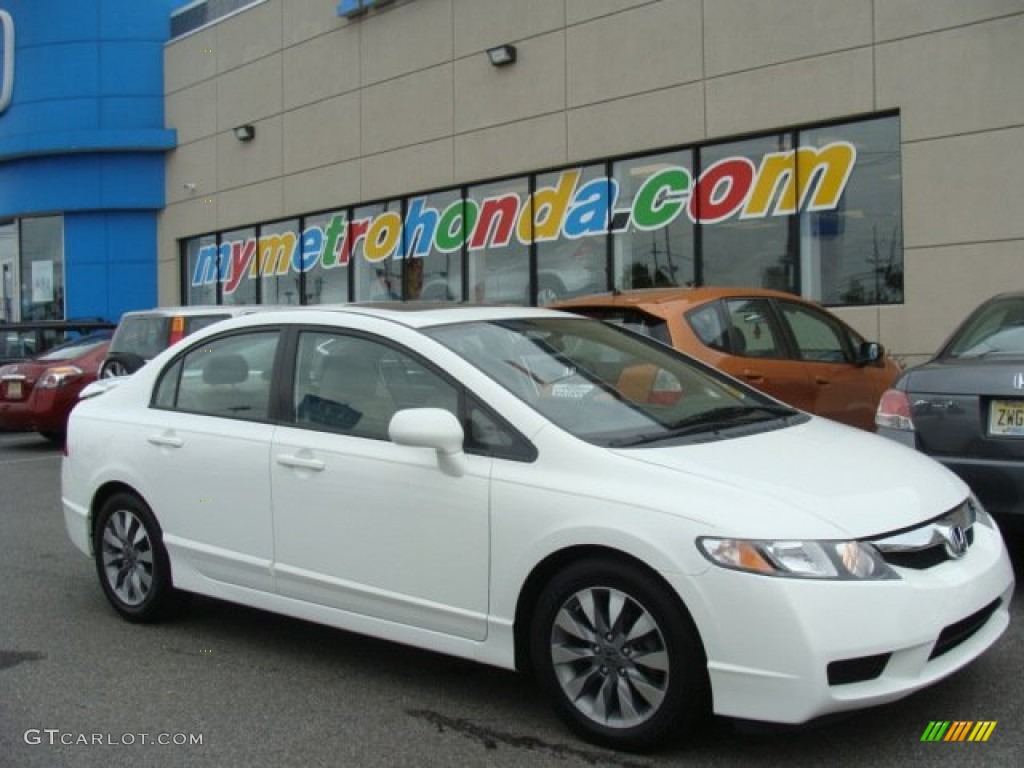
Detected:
[{"left": 921, "top": 721, "right": 996, "bottom": 742}]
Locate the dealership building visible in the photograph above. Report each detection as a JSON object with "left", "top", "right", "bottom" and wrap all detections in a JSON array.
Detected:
[{"left": 3, "top": 1, "right": 1023, "bottom": 365}]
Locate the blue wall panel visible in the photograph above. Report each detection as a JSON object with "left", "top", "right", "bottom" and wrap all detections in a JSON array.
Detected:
[
  {"left": 0, "top": 153, "right": 167, "bottom": 216},
  {"left": 0, "top": 0, "right": 182, "bottom": 319},
  {"left": 64, "top": 212, "right": 157, "bottom": 321}
]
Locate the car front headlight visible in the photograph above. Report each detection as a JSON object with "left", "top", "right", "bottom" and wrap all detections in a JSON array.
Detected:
[
  {"left": 698, "top": 537, "right": 899, "bottom": 580},
  {"left": 37, "top": 365, "right": 83, "bottom": 389}
]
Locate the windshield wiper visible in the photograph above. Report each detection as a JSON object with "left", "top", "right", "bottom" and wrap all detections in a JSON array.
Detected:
[{"left": 608, "top": 405, "right": 795, "bottom": 447}]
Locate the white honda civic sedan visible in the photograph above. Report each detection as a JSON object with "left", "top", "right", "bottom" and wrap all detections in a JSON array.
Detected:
[{"left": 62, "top": 305, "right": 1014, "bottom": 751}]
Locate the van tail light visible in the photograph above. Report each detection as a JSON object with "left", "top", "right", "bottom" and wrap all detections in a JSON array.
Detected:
[
  {"left": 168, "top": 316, "right": 186, "bottom": 346},
  {"left": 876, "top": 389, "right": 914, "bottom": 431}
]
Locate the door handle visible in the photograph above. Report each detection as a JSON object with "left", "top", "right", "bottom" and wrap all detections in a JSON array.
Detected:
[
  {"left": 276, "top": 454, "right": 326, "bottom": 471},
  {"left": 814, "top": 376, "right": 831, "bottom": 385},
  {"left": 740, "top": 369, "right": 764, "bottom": 383},
  {"left": 147, "top": 433, "right": 183, "bottom": 448}
]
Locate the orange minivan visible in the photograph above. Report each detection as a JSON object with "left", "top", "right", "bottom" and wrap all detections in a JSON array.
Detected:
[{"left": 555, "top": 287, "right": 901, "bottom": 431}]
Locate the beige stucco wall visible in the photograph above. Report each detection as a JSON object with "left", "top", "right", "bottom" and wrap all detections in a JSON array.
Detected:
[{"left": 160, "top": 0, "right": 1024, "bottom": 362}]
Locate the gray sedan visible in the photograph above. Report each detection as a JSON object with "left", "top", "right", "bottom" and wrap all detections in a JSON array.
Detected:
[{"left": 876, "top": 291, "right": 1024, "bottom": 519}]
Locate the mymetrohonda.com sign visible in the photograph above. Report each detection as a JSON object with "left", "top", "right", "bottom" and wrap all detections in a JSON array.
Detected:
[{"left": 192, "top": 141, "right": 856, "bottom": 294}]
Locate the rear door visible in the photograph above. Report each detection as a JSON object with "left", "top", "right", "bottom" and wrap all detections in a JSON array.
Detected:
[{"left": 137, "top": 329, "right": 281, "bottom": 591}]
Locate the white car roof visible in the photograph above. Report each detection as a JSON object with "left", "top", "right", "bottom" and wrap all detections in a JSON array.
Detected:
[{"left": 204, "top": 303, "right": 576, "bottom": 330}]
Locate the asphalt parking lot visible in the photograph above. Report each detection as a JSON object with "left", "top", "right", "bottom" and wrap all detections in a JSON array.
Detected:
[{"left": 1, "top": 430, "right": 1021, "bottom": 768}]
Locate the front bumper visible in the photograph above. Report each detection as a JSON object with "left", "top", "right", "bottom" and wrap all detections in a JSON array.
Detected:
[{"left": 671, "top": 518, "right": 1014, "bottom": 724}]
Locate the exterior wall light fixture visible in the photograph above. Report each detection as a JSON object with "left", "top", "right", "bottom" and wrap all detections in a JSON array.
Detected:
[
  {"left": 486, "top": 44, "right": 517, "bottom": 67},
  {"left": 234, "top": 124, "right": 255, "bottom": 142}
]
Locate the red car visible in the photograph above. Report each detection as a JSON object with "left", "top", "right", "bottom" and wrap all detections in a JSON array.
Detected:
[{"left": 0, "top": 331, "right": 112, "bottom": 443}]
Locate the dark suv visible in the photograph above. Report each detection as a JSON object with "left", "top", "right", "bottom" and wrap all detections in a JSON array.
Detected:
[{"left": 0, "top": 319, "right": 116, "bottom": 366}]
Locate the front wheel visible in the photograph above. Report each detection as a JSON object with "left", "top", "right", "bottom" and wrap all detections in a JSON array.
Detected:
[
  {"left": 530, "top": 558, "right": 709, "bottom": 751},
  {"left": 92, "top": 492, "right": 181, "bottom": 623}
]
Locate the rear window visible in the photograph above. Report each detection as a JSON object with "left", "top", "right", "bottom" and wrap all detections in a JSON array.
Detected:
[
  {"left": 566, "top": 308, "right": 671, "bottom": 345},
  {"left": 109, "top": 316, "right": 171, "bottom": 359},
  {"left": 38, "top": 332, "right": 112, "bottom": 361}
]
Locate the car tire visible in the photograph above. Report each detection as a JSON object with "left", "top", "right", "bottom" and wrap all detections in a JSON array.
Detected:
[
  {"left": 530, "top": 558, "right": 709, "bottom": 752},
  {"left": 92, "top": 492, "right": 182, "bottom": 623},
  {"left": 99, "top": 352, "right": 146, "bottom": 378}
]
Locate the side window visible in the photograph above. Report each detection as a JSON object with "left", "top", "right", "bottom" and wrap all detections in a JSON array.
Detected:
[
  {"left": 779, "top": 302, "right": 851, "bottom": 363},
  {"left": 724, "top": 298, "right": 786, "bottom": 358},
  {"left": 687, "top": 304, "right": 727, "bottom": 350},
  {"left": 153, "top": 359, "right": 183, "bottom": 409},
  {"left": 292, "top": 332, "right": 458, "bottom": 440},
  {"left": 465, "top": 397, "right": 536, "bottom": 461},
  {"left": 155, "top": 331, "right": 279, "bottom": 420}
]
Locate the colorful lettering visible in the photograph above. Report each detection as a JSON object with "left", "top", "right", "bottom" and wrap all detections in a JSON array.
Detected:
[{"left": 190, "top": 141, "right": 858, "bottom": 289}]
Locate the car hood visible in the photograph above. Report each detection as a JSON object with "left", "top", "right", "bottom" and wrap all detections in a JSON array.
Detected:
[
  {"left": 901, "top": 356, "right": 1024, "bottom": 397},
  {"left": 611, "top": 416, "right": 967, "bottom": 540}
]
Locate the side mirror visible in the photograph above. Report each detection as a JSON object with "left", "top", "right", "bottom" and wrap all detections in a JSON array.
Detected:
[
  {"left": 856, "top": 341, "right": 882, "bottom": 366},
  {"left": 389, "top": 408, "right": 466, "bottom": 476}
]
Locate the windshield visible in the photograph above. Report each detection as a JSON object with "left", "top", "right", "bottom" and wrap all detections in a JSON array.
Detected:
[
  {"left": 37, "top": 332, "right": 112, "bottom": 361},
  {"left": 427, "top": 317, "right": 799, "bottom": 446},
  {"left": 944, "top": 296, "right": 1024, "bottom": 358}
]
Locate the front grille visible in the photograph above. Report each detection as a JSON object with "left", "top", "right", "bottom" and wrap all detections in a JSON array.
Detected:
[
  {"left": 878, "top": 528, "right": 975, "bottom": 570},
  {"left": 871, "top": 501, "right": 977, "bottom": 570},
  {"left": 929, "top": 599, "right": 1001, "bottom": 660},
  {"left": 827, "top": 653, "right": 891, "bottom": 686}
]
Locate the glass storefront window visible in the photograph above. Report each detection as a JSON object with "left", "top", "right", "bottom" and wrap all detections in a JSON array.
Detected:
[
  {"left": 221, "top": 227, "right": 257, "bottom": 306},
  {"left": 613, "top": 152, "right": 695, "bottom": 291},
  {"left": 303, "top": 210, "right": 350, "bottom": 305},
  {"left": 21, "top": 216, "right": 65, "bottom": 320},
  {"left": 185, "top": 235, "right": 217, "bottom": 306},
  {"left": 178, "top": 115, "right": 902, "bottom": 312},
  {"left": 800, "top": 116, "right": 903, "bottom": 305},
  {"left": 700, "top": 134, "right": 797, "bottom": 293},
  {"left": 0, "top": 221, "right": 17, "bottom": 321},
  {"left": 406, "top": 189, "right": 464, "bottom": 302},
  {"left": 259, "top": 219, "right": 301, "bottom": 305},
  {"left": 352, "top": 201, "right": 402, "bottom": 301},
  {"left": 467, "top": 177, "right": 530, "bottom": 304},
  {"left": 534, "top": 166, "right": 608, "bottom": 305}
]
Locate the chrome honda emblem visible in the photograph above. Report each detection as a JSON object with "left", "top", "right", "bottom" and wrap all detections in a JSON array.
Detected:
[
  {"left": 943, "top": 525, "right": 969, "bottom": 558},
  {"left": 1013, "top": 372, "right": 1024, "bottom": 390}
]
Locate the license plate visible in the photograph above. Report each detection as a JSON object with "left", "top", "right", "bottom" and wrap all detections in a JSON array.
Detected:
[
  {"left": 989, "top": 400, "right": 1024, "bottom": 436},
  {"left": 6, "top": 380, "right": 22, "bottom": 399}
]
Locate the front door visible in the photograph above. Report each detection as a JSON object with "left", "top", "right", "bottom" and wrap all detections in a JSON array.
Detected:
[{"left": 270, "top": 330, "right": 491, "bottom": 641}]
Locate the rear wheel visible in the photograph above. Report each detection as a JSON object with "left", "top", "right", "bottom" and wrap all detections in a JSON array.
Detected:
[
  {"left": 530, "top": 558, "right": 709, "bottom": 751},
  {"left": 93, "top": 493, "right": 181, "bottom": 622}
]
